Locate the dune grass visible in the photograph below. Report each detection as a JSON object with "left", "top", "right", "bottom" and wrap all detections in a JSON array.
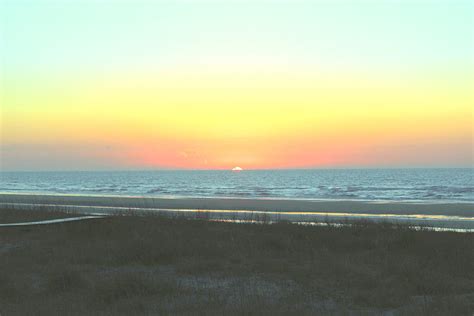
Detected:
[
  {"left": 0, "top": 208, "right": 473, "bottom": 315},
  {"left": 0, "top": 207, "right": 81, "bottom": 224}
]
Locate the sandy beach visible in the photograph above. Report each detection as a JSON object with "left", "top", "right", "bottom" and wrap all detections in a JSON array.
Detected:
[{"left": 1, "top": 193, "right": 473, "bottom": 230}]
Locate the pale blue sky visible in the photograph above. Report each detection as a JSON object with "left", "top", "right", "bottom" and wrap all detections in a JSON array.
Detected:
[
  {"left": 2, "top": 0, "right": 473, "bottom": 76},
  {"left": 1, "top": 0, "right": 473, "bottom": 170}
]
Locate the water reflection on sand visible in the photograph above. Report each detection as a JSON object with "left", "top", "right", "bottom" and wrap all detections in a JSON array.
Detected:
[{"left": 2, "top": 202, "right": 473, "bottom": 232}]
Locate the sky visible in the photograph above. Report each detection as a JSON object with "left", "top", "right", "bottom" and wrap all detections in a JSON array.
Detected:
[{"left": 1, "top": 0, "right": 473, "bottom": 171}]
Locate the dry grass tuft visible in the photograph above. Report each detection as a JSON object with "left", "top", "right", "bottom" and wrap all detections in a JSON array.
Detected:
[{"left": 0, "top": 208, "right": 473, "bottom": 315}]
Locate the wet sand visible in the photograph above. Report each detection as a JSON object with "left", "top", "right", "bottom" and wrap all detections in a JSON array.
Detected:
[
  {"left": 1, "top": 193, "right": 473, "bottom": 230},
  {"left": 1, "top": 193, "right": 473, "bottom": 215}
]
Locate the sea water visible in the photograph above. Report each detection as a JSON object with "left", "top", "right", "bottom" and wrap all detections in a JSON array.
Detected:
[{"left": 0, "top": 169, "right": 473, "bottom": 202}]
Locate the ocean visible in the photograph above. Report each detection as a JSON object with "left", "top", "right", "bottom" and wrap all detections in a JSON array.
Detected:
[{"left": 0, "top": 168, "right": 472, "bottom": 202}]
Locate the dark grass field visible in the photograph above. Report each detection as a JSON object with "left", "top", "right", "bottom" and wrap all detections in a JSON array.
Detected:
[
  {"left": 0, "top": 208, "right": 473, "bottom": 315},
  {"left": 0, "top": 208, "right": 81, "bottom": 224}
]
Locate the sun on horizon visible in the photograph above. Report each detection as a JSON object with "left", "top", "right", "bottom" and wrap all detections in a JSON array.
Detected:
[{"left": 1, "top": 0, "right": 473, "bottom": 171}]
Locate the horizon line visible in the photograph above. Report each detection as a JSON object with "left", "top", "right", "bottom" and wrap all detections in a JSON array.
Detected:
[{"left": 1, "top": 166, "right": 473, "bottom": 173}]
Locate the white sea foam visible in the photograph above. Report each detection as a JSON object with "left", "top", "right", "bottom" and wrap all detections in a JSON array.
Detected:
[{"left": 0, "top": 169, "right": 473, "bottom": 202}]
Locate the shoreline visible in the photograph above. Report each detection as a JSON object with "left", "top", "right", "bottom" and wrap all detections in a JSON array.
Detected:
[
  {"left": 1, "top": 193, "right": 473, "bottom": 216},
  {"left": 1, "top": 193, "right": 473, "bottom": 230},
  {"left": 2, "top": 191, "right": 474, "bottom": 205},
  {"left": 3, "top": 204, "right": 474, "bottom": 231}
]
